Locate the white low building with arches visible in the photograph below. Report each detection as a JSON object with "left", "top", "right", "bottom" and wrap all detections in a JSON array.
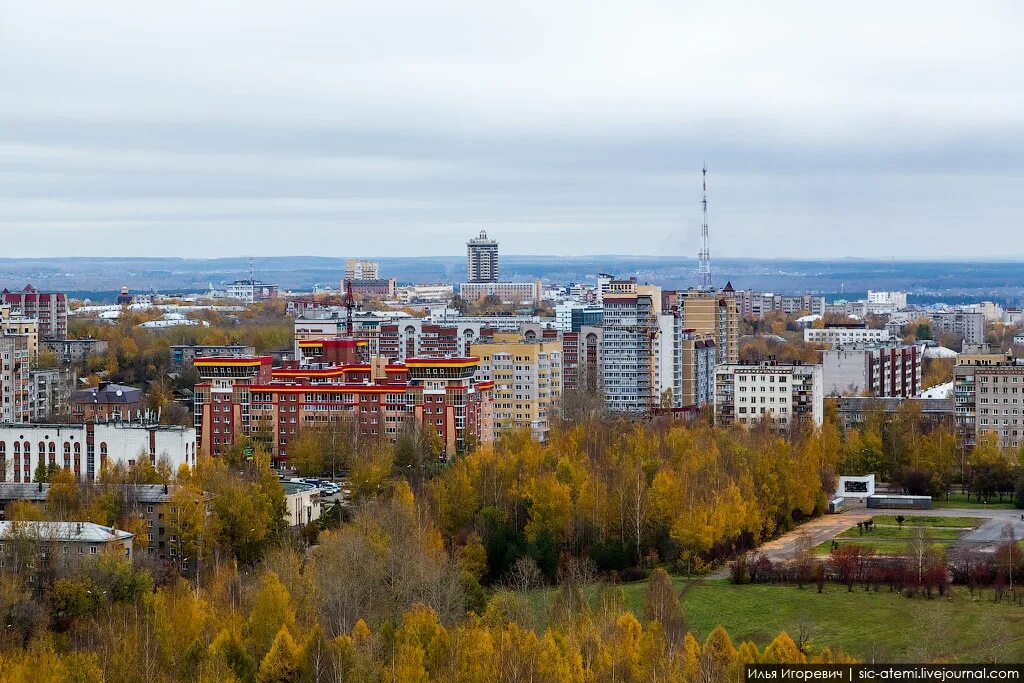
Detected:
[{"left": 0, "top": 422, "right": 197, "bottom": 482}]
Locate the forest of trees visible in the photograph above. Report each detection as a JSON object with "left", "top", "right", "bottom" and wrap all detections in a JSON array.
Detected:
[
  {"left": 0, "top": 406, "right": 856, "bottom": 681},
  {"left": 0, "top": 483, "right": 855, "bottom": 682},
  {"left": 837, "top": 401, "right": 1024, "bottom": 505}
]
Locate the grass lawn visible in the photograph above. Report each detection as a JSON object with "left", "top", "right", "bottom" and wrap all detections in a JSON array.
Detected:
[
  {"left": 533, "top": 578, "right": 1024, "bottom": 663},
  {"left": 837, "top": 526, "right": 963, "bottom": 540},
  {"left": 813, "top": 538, "right": 955, "bottom": 556},
  {"left": 870, "top": 515, "right": 981, "bottom": 529},
  {"left": 932, "top": 493, "right": 1015, "bottom": 510}
]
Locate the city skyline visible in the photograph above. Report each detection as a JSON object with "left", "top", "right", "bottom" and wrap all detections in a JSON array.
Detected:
[{"left": 2, "top": 1, "right": 1022, "bottom": 259}]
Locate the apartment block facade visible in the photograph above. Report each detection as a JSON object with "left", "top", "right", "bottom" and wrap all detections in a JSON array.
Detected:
[
  {"left": 0, "top": 335, "right": 30, "bottom": 424},
  {"left": 715, "top": 362, "right": 824, "bottom": 428},
  {"left": 474, "top": 339, "right": 562, "bottom": 440},
  {"left": 665, "top": 287, "right": 739, "bottom": 364},
  {"left": 193, "top": 354, "right": 494, "bottom": 463},
  {"left": 804, "top": 324, "right": 890, "bottom": 346},
  {"left": 930, "top": 311, "right": 985, "bottom": 346},
  {"left": 466, "top": 230, "right": 499, "bottom": 282},
  {"left": 734, "top": 290, "right": 826, "bottom": 319},
  {"left": 821, "top": 343, "right": 923, "bottom": 397},
  {"left": 1, "top": 286, "right": 67, "bottom": 339},
  {"left": 954, "top": 353, "right": 1024, "bottom": 449}
]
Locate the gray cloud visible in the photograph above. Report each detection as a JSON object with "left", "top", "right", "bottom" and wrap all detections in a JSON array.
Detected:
[{"left": 0, "top": 1, "right": 1022, "bottom": 258}]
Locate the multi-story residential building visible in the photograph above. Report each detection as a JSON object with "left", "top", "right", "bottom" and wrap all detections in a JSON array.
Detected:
[
  {"left": 825, "top": 300, "right": 869, "bottom": 318},
  {"left": 836, "top": 396, "right": 955, "bottom": 430},
  {"left": 70, "top": 382, "right": 146, "bottom": 423},
  {"left": 1, "top": 286, "right": 67, "bottom": 339},
  {"left": 170, "top": 343, "right": 257, "bottom": 372},
  {"left": 964, "top": 301, "right": 1003, "bottom": 322},
  {"left": 467, "top": 230, "right": 499, "bottom": 283},
  {"left": 0, "top": 483, "right": 208, "bottom": 574},
  {"left": 1, "top": 305, "right": 39, "bottom": 359},
  {"left": 954, "top": 352, "right": 1024, "bottom": 448},
  {"left": 225, "top": 280, "right": 278, "bottom": 304},
  {"left": 458, "top": 281, "right": 542, "bottom": 306},
  {"left": 345, "top": 259, "right": 380, "bottom": 281},
  {"left": 554, "top": 301, "right": 603, "bottom": 332},
  {"left": 425, "top": 312, "right": 546, "bottom": 330},
  {"left": 601, "top": 283, "right": 660, "bottom": 413},
  {"left": 41, "top": 338, "right": 109, "bottom": 366},
  {"left": 0, "top": 336, "right": 30, "bottom": 424},
  {"left": 804, "top": 323, "right": 890, "bottom": 346},
  {"left": 376, "top": 321, "right": 489, "bottom": 362},
  {"left": 665, "top": 285, "right": 739, "bottom": 364},
  {"left": 0, "top": 521, "right": 133, "bottom": 575},
  {"left": 561, "top": 327, "right": 603, "bottom": 394},
  {"left": 474, "top": 338, "right": 562, "bottom": 441},
  {"left": 0, "top": 422, "right": 197, "bottom": 482},
  {"left": 930, "top": 311, "right": 985, "bottom": 347},
  {"left": 28, "top": 368, "right": 73, "bottom": 422},
  {"left": 681, "top": 332, "right": 716, "bottom": 409},
  {"left": 343, "top": 277, "right": 397, "bottom": 300},
  {"left": 821, "top": 343, "right": 923, "bottom": 397},
  {"left": 867, "top": 291, "right": 908, "bottom": 309},
  {"left": 193, "top": 354, "right": 494, "bottom": 463},
  {"left": 1003, "top": 308, "right": 1024, "bottom": 326},
  {"left": 734, "top": 290, "right": 826, "bottom": 319},
  {"left": 715, "top": 362, "right": 824, "bottom": 428}
]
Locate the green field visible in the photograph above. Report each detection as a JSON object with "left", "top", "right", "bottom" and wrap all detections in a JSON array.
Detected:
[
  {"left": 837, "top": 526, "right": 963, "bottom": 540},
  {"left": 931, "top": 493, "right": 1015, "bottom": 510},
  {"left": 870, "top": 515, "right": 981, "bottom": 529},
  {"left": 816, "top": 515, "right": 982, "bottom": 555},
  {"left": 532, "top": 578, "right": 1024, "bottom": 662},
  {"left": 813, "top": 539, "right": 955, "bottom": 556}
]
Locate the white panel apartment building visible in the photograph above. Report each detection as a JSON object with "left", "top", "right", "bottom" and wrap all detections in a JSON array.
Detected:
[
  {"left": 715, "top": 363, "right": 824, "bottom": 428},
  {"left": 804, "top": 325, "right": 890, "bottom": 346}
]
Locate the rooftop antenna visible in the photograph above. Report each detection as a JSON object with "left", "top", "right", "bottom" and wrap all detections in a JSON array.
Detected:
[{"left": 697, "top": 164, "right": 712, "bottom": 290}]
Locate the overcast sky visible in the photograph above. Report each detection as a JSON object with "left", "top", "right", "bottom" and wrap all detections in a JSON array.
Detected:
[{"left": 1, "top": 1, "right": 1022, "bottom": 259}]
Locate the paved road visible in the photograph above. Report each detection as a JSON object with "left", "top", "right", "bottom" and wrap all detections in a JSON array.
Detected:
[{"left": 709, "top": 507, "right": 1024, "bottom": 578}]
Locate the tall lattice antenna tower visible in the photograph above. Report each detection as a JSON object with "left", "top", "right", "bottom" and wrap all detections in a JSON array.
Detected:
[
  {"left": 697, "top": 165, "right": 712, "bottom": 290},
  {"left": 249, "top": 255, "right": 254, "bottom": 282}
]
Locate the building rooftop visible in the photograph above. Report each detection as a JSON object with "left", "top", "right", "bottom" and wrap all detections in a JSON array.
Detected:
[
  {"left": 71, "top": 382, "right": 144, "bottom": 404},
  {"left": 0, "top": 482, "right": 200, "bottom": 504},
  {"left": 0, "top": 520, "right": 133, "bottom": 543},
  {"left": 282, "top": 481, "right": 316, "bottom": 495},
  {"left": 836, "top": 396, "right": 954, "bottom": 414}
]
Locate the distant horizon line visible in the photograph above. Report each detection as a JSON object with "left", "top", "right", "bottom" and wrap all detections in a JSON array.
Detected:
[{"left": 2, "top": 254, "right": 1024, "bottom": 263}]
